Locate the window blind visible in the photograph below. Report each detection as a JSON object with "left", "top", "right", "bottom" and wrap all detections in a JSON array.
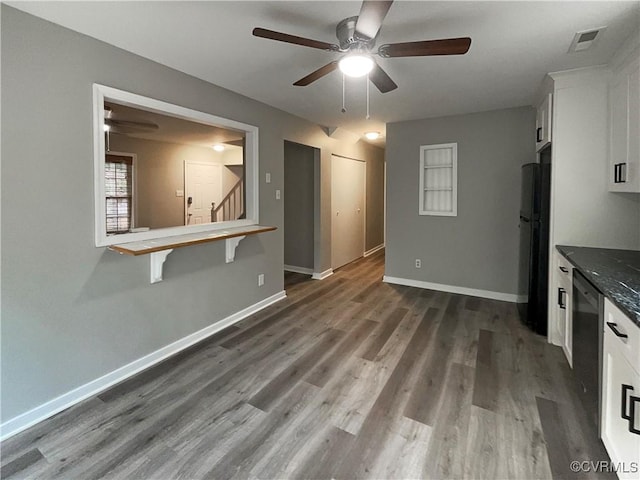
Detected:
[{"left": 105, "top": 155, "right": 132, "bottom": 233}]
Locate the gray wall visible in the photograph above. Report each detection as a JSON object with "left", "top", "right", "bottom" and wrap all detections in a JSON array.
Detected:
[
  {"left": 385, "top": 107, "right": 535, "bottom": 295},
  {"left": 284, "top": 141, "right": 316, "bottom": 270},
  {"left": 1, "top": 6, "right": 384, "bottom": 424}
]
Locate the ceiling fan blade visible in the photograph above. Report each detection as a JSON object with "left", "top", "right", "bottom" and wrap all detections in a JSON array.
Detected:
[
  {"left": 355, "top": 1, "right": 393, "bottom": 40},
  {"left": 293, "top": 61, "right": 339, "bottom": 86},
  {"left": 253, "top": 27, "right": 339, "bottom": 51},
  {"left": 379, "top": 37, "right": 471, "bottom": 57},
  {"left": 106, "top": 119, "right": 159, "bottom": 131},
  {"left": 369, "top": 62, "right": 397, "bottom": 93}
]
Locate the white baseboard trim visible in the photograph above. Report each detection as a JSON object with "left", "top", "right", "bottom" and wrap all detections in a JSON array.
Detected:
[
  {"left": 0, "top": 290, "right": 287, "bottom": 441},
  {"left": 284, "top": 265, "right": 314, "bottom": 275},
  {"left": 383, "top": 276, "right": 524, "bottom": 303},
  {"left": 312, "top": 268, "right": 334, "bottom": 280},
  {"left": 364, "top": 244, "right": 385, "bottom": 257}
]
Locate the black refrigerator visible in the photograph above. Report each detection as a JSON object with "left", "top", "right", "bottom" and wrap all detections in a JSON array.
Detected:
[{"left": 517, "top": 147, "right": 551, "bottom": 335}]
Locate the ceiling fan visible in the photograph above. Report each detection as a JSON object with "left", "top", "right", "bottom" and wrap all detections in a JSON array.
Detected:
[
  {"left": 104, "top": 105, "right": 159, "bottom": 134},
  {"left": 253, "top": 0, "right": 471, "bottom": 93}
]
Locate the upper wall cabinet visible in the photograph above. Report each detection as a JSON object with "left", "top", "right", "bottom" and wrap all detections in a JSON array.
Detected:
[
  {"left": 536, "top": 93, "right": 552, "bottom": 152},
  {"left": 609, "top": 53, "right": 640, "bottom": 192}
]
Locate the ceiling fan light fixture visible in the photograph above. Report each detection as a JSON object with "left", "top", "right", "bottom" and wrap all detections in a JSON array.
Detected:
[
  {"left": 364, "top": 131, "right": 380, "bottom": 140},
  {"left": 212, "top": 144, "right": 225, "bottom": 152},
  {"left": 339, "top": 54, "right": 374, "bottom": 78}
]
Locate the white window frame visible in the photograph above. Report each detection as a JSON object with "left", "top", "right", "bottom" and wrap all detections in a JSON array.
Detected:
[
  {"left": 419, "top": 143, "right": 458, "bottom": 217},
  {"left": 104, "top": 151, "right": 136, "bottom": 234},
  {"left": 93, "top": 84, "right": 259, "bottom": 247}
]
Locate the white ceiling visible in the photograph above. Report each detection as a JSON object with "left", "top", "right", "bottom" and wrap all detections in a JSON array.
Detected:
[{"left": 9, "top": 1, "right": 640, "bottom": 145}]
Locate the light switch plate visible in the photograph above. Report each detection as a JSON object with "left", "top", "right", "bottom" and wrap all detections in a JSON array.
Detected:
[
  {"left": 266, "top": 173, "right": 271, "bottom": 184},
  {"left": 276, "top": 189, "right": 281, "bottom": 200},
  {"left": 176, "top": 190, "right": 184, "bottom": 197}
]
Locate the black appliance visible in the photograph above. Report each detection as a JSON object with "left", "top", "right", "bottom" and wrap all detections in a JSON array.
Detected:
[
  {"left": 572, "top": 270, "right": 604, "bottom": 433},
  {"left": 517, "top": 147, "right": 552, "bottom": 335}
]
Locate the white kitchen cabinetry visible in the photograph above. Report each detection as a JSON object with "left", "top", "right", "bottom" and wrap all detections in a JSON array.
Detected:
[
  {"left": 543, "top": 66, "right": 639, "bottom": 346},
  {"left": 553, "top": 252, "right": 573, "bottom": 366},
  {"left": 601, "top": 299, "right": 640, "bottom": 479},
  {"left": 536, "top": 93, "right": 552, "bottom": 152},
  {"left": 609, "top": 53, "right": 640, "bottom": 192}
]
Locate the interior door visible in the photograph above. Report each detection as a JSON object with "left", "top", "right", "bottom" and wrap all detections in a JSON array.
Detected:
[
  {"left": 185, "top": 162, "right": 222, "bottom": 225},
  {"left": 331, "top": 155, "right": 365, "bottom": 269}
]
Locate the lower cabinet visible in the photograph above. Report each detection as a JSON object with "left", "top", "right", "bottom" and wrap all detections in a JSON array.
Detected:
[
  {"left": 601, "top": 299, "right": 640, "bottom": 479},
  {"left": 553, "top": 251, "right": 573, "bottom": 366}
]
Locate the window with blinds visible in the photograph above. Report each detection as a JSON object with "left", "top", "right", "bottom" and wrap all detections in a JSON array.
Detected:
[
  {"left": 419, "top": 143, "right": 458, "bottom": 216},
  {"left": 105, "top": 154, "right": 133, "bottom": 233}
]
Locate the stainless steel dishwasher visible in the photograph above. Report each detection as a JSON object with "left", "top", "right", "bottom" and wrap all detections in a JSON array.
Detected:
[{"left": 572, "top": 269, "right": 604, "bottom": 434}]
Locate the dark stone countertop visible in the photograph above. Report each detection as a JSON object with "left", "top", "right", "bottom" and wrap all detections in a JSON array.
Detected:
[{"left": 556, "top": 245, "right": 640, "bottom": 328}]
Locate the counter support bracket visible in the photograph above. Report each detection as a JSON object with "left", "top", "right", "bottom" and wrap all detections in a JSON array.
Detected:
[
  {"left": 150, "top": 249, "right": 173, "bottom": 284},
  {"left": 148, "top": 236, "right": 245, "bottom": 283},
  {"left": 226, "top": 236, "right": 246, "bottom": 263}
]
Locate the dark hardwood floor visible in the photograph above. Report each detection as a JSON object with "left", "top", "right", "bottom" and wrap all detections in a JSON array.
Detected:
[{"left": 1, "top": 251, "right": 612, "bottom": 479}]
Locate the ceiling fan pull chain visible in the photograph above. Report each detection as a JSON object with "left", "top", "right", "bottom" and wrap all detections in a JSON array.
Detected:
[
  {"left": 341, "top": 73, "right": 347, "bottom": 113},
  {"left": 366, "top": 74, "right": 370, "bottom": 119}
]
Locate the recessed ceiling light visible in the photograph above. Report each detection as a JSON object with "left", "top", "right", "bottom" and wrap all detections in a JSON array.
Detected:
[
  {"left": 364, "top": 131, "right": 380, "bottom": 140},
  {"left": 339, "top": 55, "right": 374, "bottom": 78},
  {"left": 213, "top": 144, "right": 225, "bottom": 152}
]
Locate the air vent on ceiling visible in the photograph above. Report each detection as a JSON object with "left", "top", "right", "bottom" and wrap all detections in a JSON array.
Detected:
[{"left": 569, "top": 27, "right": 606, "bottom": 53}]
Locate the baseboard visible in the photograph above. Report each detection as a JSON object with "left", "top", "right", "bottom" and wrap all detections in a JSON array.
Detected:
[
  {"left": 383, "top": 276, "right": 523, "bottom": 303},
  {"left": 312, "top": 268, "right": 334, "bottom": 280},
  {"left": 0, "top": 290, "right": 287, "bottom": 441},
  {"left": 364, "top": 244, "right": 385, "bottom": 257},
  {"left": 284, "top": 264, "right": 314, "bottom": 275}
]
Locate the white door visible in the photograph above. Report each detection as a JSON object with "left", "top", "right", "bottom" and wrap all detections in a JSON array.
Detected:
[
  {"left": 331, "top": 155, "right": 365, "bottom": 269},
  {"left": 185, "top": 162, "right": 222, "bottom": 225}
]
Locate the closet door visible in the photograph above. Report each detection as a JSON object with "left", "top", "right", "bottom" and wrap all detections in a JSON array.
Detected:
[{"left": 331, "top": 155, "right": 366, "bottom": 269}]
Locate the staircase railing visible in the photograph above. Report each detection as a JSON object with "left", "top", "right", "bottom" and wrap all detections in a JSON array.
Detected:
[{"left": 212, "top": 178, "right": 244, "bottom": 222}]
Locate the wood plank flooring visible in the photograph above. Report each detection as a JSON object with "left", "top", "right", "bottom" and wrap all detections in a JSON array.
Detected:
[{"left": 1, "top": 251, "right": 613, "bottom": 479}]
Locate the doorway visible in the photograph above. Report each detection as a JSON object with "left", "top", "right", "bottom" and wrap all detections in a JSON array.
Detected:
[
  {"left": 331, "top": 154, "right": 366, "bottom": 269},
  {"left": 184, "top": 161, "right": 222, "bottom": 225},
  {"left": 284, "top": 141, "right": 317, "bottom": 275}
]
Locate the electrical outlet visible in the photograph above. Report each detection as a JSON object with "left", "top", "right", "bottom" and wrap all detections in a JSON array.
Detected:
[
  {"left": 415, "top": 259, "right": 422, "bottom": 268},
  {"left": 275, "top": 189, "right": 281, "bottom": 200},
  {"left": 266, "top": 172, "right": 271, "bottom": 184},
  {"left": 258, "top": 273, "right": 265, "bottom": 286}
]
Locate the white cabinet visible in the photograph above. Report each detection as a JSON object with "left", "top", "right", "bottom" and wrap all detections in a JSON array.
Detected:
[
  {"left": 601, "top": 299, "right": 640, "bottom": 479},
  {"left": 558, "top": 258, "right": 573, "bottom": 366},
  {"left": 609, "top": 54, "right": 640, "bottom": 192},
  {"left": 544, "top": 67, "right": 638, "bottom": 339},
  {"left": 552, "top": 251, "right": 573, "bottom": 366},
  {"left": 536, "top": 93, "right": 552, "bottom": 152}
]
